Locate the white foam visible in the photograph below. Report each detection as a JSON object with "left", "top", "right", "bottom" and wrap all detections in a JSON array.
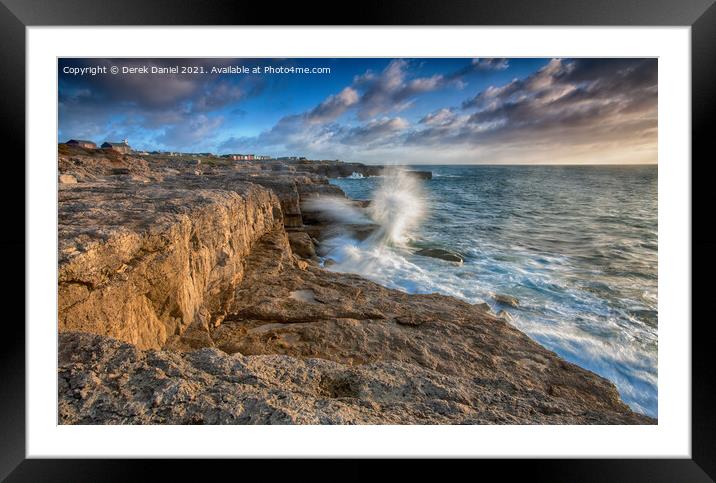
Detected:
[
  {"left": 302, "top": 196, "right": 371, "bottom": 225},
  {"left": 319, "top": 168, "right": 426, "bottom": 280},
  {"left": 321, "top": 167, "right": 658, "bottom": 417}
]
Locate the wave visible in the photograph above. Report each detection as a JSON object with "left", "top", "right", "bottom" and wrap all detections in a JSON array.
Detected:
[
  {"left": 315, "top": 168, "right": 432, "bottom": 288},
  {"left": 323, "top": 165, "right": 658, "bottom": 417},
  {"left": 301, "top": 196, "right": 371, "bottom": 225}
]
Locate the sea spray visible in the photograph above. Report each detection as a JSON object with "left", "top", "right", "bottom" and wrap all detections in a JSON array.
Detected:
[
  {"left": 315, "top": 168, "right": 428, "bottom": 283},
  {"left": 330, "top": 164, "right": 659, "bottom": 417},
  {"left": 365, "top": 168, "right": 426, "bottom": 246},
  {"left": 301, "top": 196, "right": 371, "bottom": 225}
]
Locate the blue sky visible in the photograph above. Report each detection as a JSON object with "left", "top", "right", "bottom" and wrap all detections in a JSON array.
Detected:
[{"left": 58, "top": 58, "right": 657, "bottom": 164}]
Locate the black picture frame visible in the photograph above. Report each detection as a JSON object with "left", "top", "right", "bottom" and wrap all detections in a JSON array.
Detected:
[{"left": 2, "top": 0, "right": 714, "bottom": 480}]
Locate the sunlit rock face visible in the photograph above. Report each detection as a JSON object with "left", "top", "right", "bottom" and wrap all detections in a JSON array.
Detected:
[{"left": 56, "top": 151, "right": 654, "bottom": 425}]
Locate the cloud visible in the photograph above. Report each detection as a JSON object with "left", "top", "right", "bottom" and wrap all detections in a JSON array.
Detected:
[
  {"left": 217, "top": 135, "right": 256, "bottom": 153},
  {"left": 306, "top": 87, "right": 359, "bottom": 123},
  {"left": 352, "top": 60, "right": 446, "bottom": 119},
  {"left": 221, "top": 58, "right": 452, "bottom": 153},
  {"left": 472, "top": 58, "right": 509, "bottom": 70},
  {"left": 419, "top": 108, "right": 460, "bottom": 126},
  {"left": 219, "top": 58, "right": 656, "bottom": 163},
  {"left": 414, "top": 58, "right": 660, "bottom": 149},
  {"left": 220, "top": 114, "right": 410, "bottom": 155},
  {"left": 292, "top": 57, "right": 508, "bottom": 128},
  {"left": 445, "top": 58, "right": 510, "bottom": 82},
  {"left": 157, "top": 114, "right": 224, "bottom": 149},
  {"left": 339, "top": 117, "right": 409, "bottom": 145},
  {"left": 192, "top": 82, "right": 245, "bottom": 113},
  {"left": 58, "top": 58, "right": 258, "bottom": 148},
  {"left": 59, "top": 58, "right": 658, "bottom": 164},
  {"left": 217, "top": 60, "right": 442, "bottom": 153},
  {"left": 462, "top": 58, "right": 656, "bottom": 116}
]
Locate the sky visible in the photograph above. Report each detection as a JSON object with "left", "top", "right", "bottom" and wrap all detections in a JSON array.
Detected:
[{"left": 58, "top": 58, "right": 657, "bottom": 165}]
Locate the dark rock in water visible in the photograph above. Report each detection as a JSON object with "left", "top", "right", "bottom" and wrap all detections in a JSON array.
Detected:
[
  {"left": 415, "top": 248, "right": 463, "bottom": 263},
  {"left": 494, "top": 294, "right": 519, "bottom": 307},
  {"left": 316, "top": 223, "right": 380, "bottom": 242},
  {"left": 347, "top": 223, "right": 380, "bottom": 241},
  {"left": 407, "top": 170, "right": 432, "bottom": 180}
]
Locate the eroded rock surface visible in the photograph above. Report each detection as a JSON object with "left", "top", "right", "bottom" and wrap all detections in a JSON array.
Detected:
[
  {"left": 59, "top": 329, "right": 651, "bottom": 425},
  {"left": 57, "top": 152, "right": 654, "bottom": 424},
  {"left": 59, "top": 227, "right": 653, "bottom": 424},
  {"left": 58, "top": 176, "right": 283, "bottom": 349}
]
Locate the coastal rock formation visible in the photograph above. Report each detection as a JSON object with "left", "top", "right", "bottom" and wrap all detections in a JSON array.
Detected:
[
  {"left": 57, "top": 153, "right": 654, "bottom": 424},
  {"left": 58, "top": 329, "right": 650, "bottom": 424},
  {"left": 415, "top": 247, "right": 464, "bottom": 263},
  {"left": 494, "top": 294, "right": 520, "bottom": 307},
  {"left": 289, "top": 160, "right": 383, "bottom": 178},
  {"left": 287, "top": 231, "right": 317, "bottom": 260},
  {"left": 407, "top": 170, "right": 433, "bottom": 180},
  {"left": 58, "top": 176, "right": 283, "bottom": 349}
]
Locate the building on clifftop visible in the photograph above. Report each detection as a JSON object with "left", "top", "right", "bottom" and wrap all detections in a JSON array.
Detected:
[
  {"left": 101, "top": 139, "right": 131, "bottom": 154},
  {"left": 66, "top": 139, "right": 97, "bottom": 149},
  {"left": 222, "top": 153, "right": 255, "bottom": 161}
]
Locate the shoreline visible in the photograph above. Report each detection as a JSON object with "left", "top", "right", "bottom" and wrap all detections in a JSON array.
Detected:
[{"left": 57, "top": 147, "right": 655, "bottom": 424}]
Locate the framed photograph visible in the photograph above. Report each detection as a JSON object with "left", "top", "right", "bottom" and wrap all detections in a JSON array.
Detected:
[{"left": 4, "top": 0, "right": 715, "bottom": 480}]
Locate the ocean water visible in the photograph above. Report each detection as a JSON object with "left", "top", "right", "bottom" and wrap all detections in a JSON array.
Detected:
[{"left": 322, "top": 165, "right": 658, "bottom": 417}]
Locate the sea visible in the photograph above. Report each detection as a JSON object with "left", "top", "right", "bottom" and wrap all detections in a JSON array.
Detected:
[{"left": 321, "top": 165, "right": 658, "bottom": 417}]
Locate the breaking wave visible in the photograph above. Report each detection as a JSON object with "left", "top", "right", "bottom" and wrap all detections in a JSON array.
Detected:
[
  {"left": 313, "top": 169, "right": 428, "bottom": 285},
  {"left": 320, "top": 164, "right": 658, "bottom": 418}
]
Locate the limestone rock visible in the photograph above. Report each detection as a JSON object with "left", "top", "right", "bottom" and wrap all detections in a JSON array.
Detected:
[
  {"left": 287, "top": 231, "right": 317, "bottom": 259},
  {"left": 59, "top": 327, "right": 654, "bottom": 424},
  {"left": 58, "top": 176, "right": 283, "bottom": 349},
  {"left": 56, "top": 153, "right": 654, "bottom": 425}
]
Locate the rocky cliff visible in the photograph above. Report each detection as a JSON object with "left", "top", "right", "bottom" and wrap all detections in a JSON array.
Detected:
[
  {"left": 57, "top": 151, "right": 654, "bottom": 424},
  {"left": 59, "top": 176, "right": 283, "bottom": 350}
]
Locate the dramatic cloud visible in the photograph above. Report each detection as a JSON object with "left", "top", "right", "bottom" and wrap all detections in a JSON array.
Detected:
[
  {"left": 461, "top": 58, "right": 656, "bottom": 123},
  {"left": 212, "top": 58, "right": 657, "bottom": 163},
  {"left": 192, "top": 82, "right": 245, "bottom": 113},
  {"left": 218, "top": 60, "right": 452, "bottom": 154},
  {"left": 419, "top": 108, "right": 462, "bottom": 126},
  {"left": 446, "top": 58, "right": 510, "bottom": 81},
  {"left": 306, "top": 87, "right": 359, "bottom": 123},
  {"left": 59, "top": 59, "right": 259, "bottom": 150},
  {"left": 59, "top": 58, "right": 657, "bottom": 164},
  {"left": 352, "top": 60, "right": 446, "bottom": 119},
  {"left": 414, "top": 58, "right": 658, "bottom": 155},
  {"left": 339, "top": 117, "right": 409, "bottom": 145},
  {"left": 473, "top": 58, "right": 509, "bottom": 70}
]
